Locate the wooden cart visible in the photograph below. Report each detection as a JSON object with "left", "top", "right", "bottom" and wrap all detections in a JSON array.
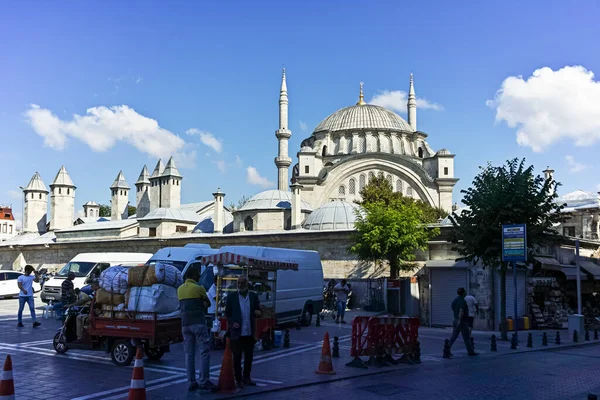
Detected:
[{"left": 200, "top": 251, "right": 298, "bottom": 350}]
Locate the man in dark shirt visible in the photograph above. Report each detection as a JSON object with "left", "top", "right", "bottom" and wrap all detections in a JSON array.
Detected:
[
  {"left": 53, "top": 272, "right": 76, "bottom": 320},
  {"left": 448, "top": 287, "right": 478, "bottom": 356}
]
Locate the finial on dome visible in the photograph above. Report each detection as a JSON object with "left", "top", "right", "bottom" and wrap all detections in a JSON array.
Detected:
[{"left": 357, "top": 81, "right": 366, "bottom": 105}]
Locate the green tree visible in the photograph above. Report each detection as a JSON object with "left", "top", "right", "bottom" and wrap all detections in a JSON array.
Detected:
[
  {"left": 229, "top": 195, "right": 250, "bottom": 211},
  {"left": 127, "top": 205, "right": 137, "bottom": 217},
  {"left": 350, "top": 176, "right": 440, "bottom": 278},
  {"left": 99, "top": 204, "right": 111, "bottom": 217},
  {"left": 450, "top": 158, "right": 565, "bottom": 340}
]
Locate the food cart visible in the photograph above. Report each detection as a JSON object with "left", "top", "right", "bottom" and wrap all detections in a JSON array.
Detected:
[{"left": 200, "top": 251, "right": 298, "bottom": 350}]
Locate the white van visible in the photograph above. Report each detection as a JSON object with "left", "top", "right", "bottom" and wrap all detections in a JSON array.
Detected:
[
  {"left": 41, "top": 252, "right": 153, "bottom": 303},
  {"left": 218, "top": 246, "right": 324, "bottom": 325}
]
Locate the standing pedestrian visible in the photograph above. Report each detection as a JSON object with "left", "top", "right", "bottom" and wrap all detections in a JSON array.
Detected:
[
  {"left": 464, "top": 292, "right": 479, "bottom": 336},
  {"left": 177, "top": 266, "right": 218, "bottom": 392},
  {"left": 448, "top": 288, "right": 478, "bottom": 356},
  {"left": 333, "top": 279, "right": 350, "bottom": 324},
  {"left": 17, "top": 265, "right": 41, "bottom": 328},
  {"left": 225, "top": 276, "right": 261, "bottom": 389}
]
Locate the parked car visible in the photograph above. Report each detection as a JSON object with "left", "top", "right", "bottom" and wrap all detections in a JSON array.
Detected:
[{"left": 0, "top": 271, "right": 42, "bottom": 299}]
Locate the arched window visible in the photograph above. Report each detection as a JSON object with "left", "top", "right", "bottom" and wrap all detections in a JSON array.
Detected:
[
  {"left": 386, "top": 174, "right": 392, "bottom": 185},
  {"left": 339, "top": 185, "right": 346, "bottom": 196},
  {"left": 349, "top": 178, "right": 356, "bottom": 194},
  {"left": 407, "top": 187, "right": 413, "bottom": 197},
  {"left": 377, "top": 171, "right": 384, "bottom": 180},
  {"left": 244, "top": 216, "right": 253, "bottom": 231},
  {"left": 396, "top": 180, "right": 403, "bottom": 193},
  {"left": 322, "top": 145, "right": 328, "bottom": 157},
  {"left": 368, "top": 172, "right": 375, "bottom": 182},
  {"left": 359, "top": 174, "right": 366, "bottom": 191},
  {"left": 418, "top": 147, "right": 424, "bottom": 158},
  {"left": 358, "top": 135, "right": 366, "bottom": 153}
]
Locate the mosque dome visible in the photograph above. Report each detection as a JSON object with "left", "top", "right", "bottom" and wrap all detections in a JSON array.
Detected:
[
  {"left": 303, "top": 200, "right": 360, "bottom": 230},
  {"left": 436, "top": 149, "right": 451, "bottom": 156},
  {"left": 313, "top": 104, "right": 413, "bottom": 134},
  {"left": 238, "top": 190, "right": 312, "bottom": 212}
]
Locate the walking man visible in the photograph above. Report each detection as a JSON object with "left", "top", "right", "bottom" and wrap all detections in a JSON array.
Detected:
[
  {"left": 225, "top": 276, "right": 261, "bottom": 389},
  {"left": 333, "top": 279, "right": 350, "bottom": 324},
  {"left": 464, "top": 292, "right": 479, "bottom": 336},
  {"left": 448, "top": 288, "right": 478, "bottom": 356},
  {"left": 17, "top": 265, "right": 41, "bottom": 328},
  {"left": 177, "top": 266, "right": 218, "bottom": 392}
]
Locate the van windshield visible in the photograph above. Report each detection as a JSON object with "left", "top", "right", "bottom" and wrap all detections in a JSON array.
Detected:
[
  {"left": 148, "top": 260, "right": 187, "bottom": 272},
  {"left": 57, "top": 262, "right": 97, "bottom": 277}
]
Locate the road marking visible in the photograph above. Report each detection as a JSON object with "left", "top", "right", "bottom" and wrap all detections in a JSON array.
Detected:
[{"left": 71, "top": 375, "right": 184, "bottom": 400}]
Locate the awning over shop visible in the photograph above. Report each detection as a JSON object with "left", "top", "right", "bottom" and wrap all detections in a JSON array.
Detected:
[
  {"left": 579, "top": 260, "right": 600, "bottom": 279},
  {"left": 200, "top": 251, "right": 299, "bottom": 271},
  {"left": 426, "top": 260, "right": 473, "bottom": 268},
  {"left": 535, "top": 256, "right": 587, "bottom": 280},
  {"left": 534, "top": 256, "right": 562, "bottom": 271}
]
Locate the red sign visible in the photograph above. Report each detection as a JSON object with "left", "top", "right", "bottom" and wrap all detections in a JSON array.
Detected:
[{"left": 387, "top": 280, "right": 400, "bottom": 289}]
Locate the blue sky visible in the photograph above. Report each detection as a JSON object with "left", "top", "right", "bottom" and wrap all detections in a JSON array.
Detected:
[{"left": 2, "top": 0, "right": 600, "bottom": 226}]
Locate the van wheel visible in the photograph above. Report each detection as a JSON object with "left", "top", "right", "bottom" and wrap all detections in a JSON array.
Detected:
[
  {"left": 111, "top": 340, "right": 135, "bottom": 366},
  {"left": 301, "top": 307, "right": 313, "bottom": 327}
]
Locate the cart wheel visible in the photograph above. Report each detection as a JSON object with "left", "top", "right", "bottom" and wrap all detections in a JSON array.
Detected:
[
  {"left": 111, "top": 339, "right": 136, "bottom": 366},
  {"left": 261, "top": 333, "right": 274, "bottom": 351},
  {"left": 53, "top": 332, "right": 68, "bottom": 354},
  {"left": 144, "top": 345, "right": 165, "bottom": 361}
]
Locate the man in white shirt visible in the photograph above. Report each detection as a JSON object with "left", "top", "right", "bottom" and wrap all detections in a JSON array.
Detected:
[
  {"left": 333, "top": 279, "right": 350, "bottom": 324},
  {"left": 464, "top": 293, "right": 479, "bottom": 335},
  {"left": 17, "top": 265, "right": 41, "bottom": 328}
]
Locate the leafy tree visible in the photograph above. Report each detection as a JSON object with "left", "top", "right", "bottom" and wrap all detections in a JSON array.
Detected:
[
  {"left": 229, "top": 195, "right": 250, "bottom": 211},
  {"left": 450, "top": 158, "right": 565, "bottom": 340},
  {"left": 127, "top": 205, "right": 137, "bottom": 217},
  {"left": 99, "top": 204, "right": 111, "bottom": 217},
  {"left": 350, "top": 176, "right": 440, "bottom": 278}
]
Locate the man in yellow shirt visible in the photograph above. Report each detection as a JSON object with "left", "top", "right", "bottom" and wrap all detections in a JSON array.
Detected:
[{"left": 177, "top": 266, "right": 218, "bottom": 392}]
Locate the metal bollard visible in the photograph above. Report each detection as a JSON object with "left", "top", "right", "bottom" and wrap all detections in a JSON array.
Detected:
[
  {"left": 585, "top": 330, "right": 590, "bottom": 342},
  {"left": 510, "top": 333, "right": 518, "bottom": 350},
  {"left": 490, "top": 334, "right": 497, "bottom": 352},
  {"left": 296, "top": 317, "right": 302, "bottom": 330},
  {"left": 332, "top": 336, "right": 340, "bottom": 358},
  {"left": 595, "top": 330, "right": 599, "bottom": 340},
  {"left": 443, "top": 339, "right": 452, "bottom": 359},
  {"left": 555, "top": 331, "right": 561, "bottom": 345},
  {"left": 542, "top": 332, "right": 548, "bottom": 346},
  {"left": 573, "top": 330, "right": 579, "bottom": 343},
  {"left": 526, "top": 332, "right": 533, "bottom": 348},
  {"left": 283, "top": 329, "right": 290, "bottom": 348},
  {"left": 316, "top": 313, "right": 321, "bottom": 327}
]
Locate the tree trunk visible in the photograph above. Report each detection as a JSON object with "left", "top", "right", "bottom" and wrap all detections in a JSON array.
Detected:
[
  {"left": 500, "top": 267, "right": 508, "bottom": 341},
  {"left": 389, "top": 257, "right": 399, "bottom": 279}
]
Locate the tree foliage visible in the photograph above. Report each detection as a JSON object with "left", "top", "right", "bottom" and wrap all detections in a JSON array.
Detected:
[
  {"left": 99, "top": 204, "right": 111, "bottom": 217},
  {"left": 350, "top": 176, "right": 440, "bottom": 278},
  {"left": 229, "top": 195, "right": 251, "bottom": 211},
  {"left": 127, "top": 205, "right": 137, "bottom": 217},
  {"left": 450, "top": 158, "right": 566, "bottom": 339}
]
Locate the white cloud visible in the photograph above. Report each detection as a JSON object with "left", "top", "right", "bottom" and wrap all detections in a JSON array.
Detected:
[
  {"left": 299, "top": 121, "right": 308, "bottom": 131},
  {"left": 215, "top": 160, "right": 227, "bottom": 173},
  {"left": 246, "top": 166, "right": 274, "bottom": 188},
  {"left": 136, "top": 76, "right": 143, "bottom": 84},
  {"left": 487, "top": 65, "right": 600, "bottom": 152},
  {"left": 7, "top": 190, "right": 21, "bottom": 201},
  {"left": 565, "top": 155, "right": 587, "bottom": 173},
  {"left": 13, "top": 211, "right": 22, "bottom": 231},
  {"left": 24, "top": 104, "right": 195, "bottom": 167},
  {"left": 369, "top": 90, "right": 444, "bottom": 113},
  {"left": 186, "top": 129, "right": 223, "bottom": 153},
  {"left": 235, "top": 155, "right": 243, "bottom": 166}
]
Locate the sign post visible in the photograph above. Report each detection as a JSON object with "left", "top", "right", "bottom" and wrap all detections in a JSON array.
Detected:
[{"left": 502, "top": 224, "right": 527, "bottom": 343}]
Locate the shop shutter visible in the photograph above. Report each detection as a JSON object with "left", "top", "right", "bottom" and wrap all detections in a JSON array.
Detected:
[
  {"left": 430, "top": 269, "right": 469, "bottom": 326},
  {"left": 495, "top": 269, "right": 527, "bottom": 326}
]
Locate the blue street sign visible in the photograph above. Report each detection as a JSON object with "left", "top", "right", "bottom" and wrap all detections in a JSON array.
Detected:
[{"left": 502, "top": 224, "right": 527, "bottom": 262}]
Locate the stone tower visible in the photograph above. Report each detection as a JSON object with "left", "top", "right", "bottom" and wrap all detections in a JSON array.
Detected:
[
  {"left": 49, "top": 166, "right": 76, "bottom": 231},
  {"left": 160, "top": 157, "right": 182, "bottom": 209},
  {"left": 83, "top": 201, "right": 100, "bottom": 218},
  {"left": 135, "top": 165, "right": 151, "bottom": 218},
  {"left": 274, "top": 68, "right": 292, "bottom": 190},
  {"left": 149, "top": 159, "right": 164, "bottom": 210},
  {"left": 22, "top": 172, "right": 48, "bottom": 233},
  {"left": 407, "top": 73, "right": 417, "bottom": 131},
  {"left": 110, "top": 171, "right": 130, "bottom": 220},
  {"left": 212, "top": 188, "right": 225, "bottom": 234}
]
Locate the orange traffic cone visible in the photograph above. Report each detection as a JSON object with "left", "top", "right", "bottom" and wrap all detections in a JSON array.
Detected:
[
  {"left": 0, "top": 355, "right": 15, "bottom": 399},
  {"left": 218, "top": 338, "right": 237, "bottom": 393},
  {"left": 316, "top": 332, "right": 336, "bottom": 375},
  {"left": 128, "top": 347, "right": 146, "bottom": 400}
]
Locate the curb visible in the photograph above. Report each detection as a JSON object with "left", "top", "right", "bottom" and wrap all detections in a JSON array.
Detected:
[{"left": 497, "top": 339, "right": 600, "bottom": 357}]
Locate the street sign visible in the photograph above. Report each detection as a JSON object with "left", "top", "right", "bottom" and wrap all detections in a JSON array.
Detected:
[{"left": 502, "top": 224, "right": 527, "bottom": 262}]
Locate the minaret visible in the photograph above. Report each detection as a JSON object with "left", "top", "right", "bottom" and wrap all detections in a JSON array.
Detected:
[
  {"left": 135, "top": 165, "right": 151, "bottom": 218},
  {"left": 290, "top": 182, "right": 303, "bottom": 229},
  {"left": 274, "top": 68, "right": 292, "bottom": 191},
  {"left": 110, "top": 171, "right": 130, "bottom": 220},
  {"left": 22, "top": 172, "right": 48, "bottom": 233},
  {"left": 212, "top": 188, "right": 225, "bottom": 234},
  {"left": 49, "top": 166, "right": 76, "bottom": 230},
  {"left": 160, "top": 157, "right": 182, "bottom": 209},
  {"left": 407, "top": 73, "right": 417, "bottom": 131},
  {"left": 543, "top": 166, "right": 555, "bottom": 197},
  {"left": 149, "top": 159, "right": 164, "bottom": 210}
]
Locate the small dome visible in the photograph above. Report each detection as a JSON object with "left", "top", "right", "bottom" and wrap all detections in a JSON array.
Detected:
[
  {"left": 299, "top": 146, "right": 314, "bottom": 153},
  {"left": 303, "top": 200, "right": 360, "bottom": 230},
  {"left": 239, "top": 190, "right": 312, "bottom": 212},
  {"left": 314, "top": 104, "right": 413, "bottom": 133},
  {"left": 436, "top": 149, "right": 451, "bottom": 156}
]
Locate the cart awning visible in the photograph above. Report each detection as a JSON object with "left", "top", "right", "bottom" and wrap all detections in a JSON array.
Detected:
[{"left": 200, "top": 252, "right": 299, "bottom": 271}]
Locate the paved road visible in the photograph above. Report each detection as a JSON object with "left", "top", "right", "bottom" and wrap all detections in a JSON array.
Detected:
[{"left": 1, "top": 295, "right": 599, "bottom": 399}]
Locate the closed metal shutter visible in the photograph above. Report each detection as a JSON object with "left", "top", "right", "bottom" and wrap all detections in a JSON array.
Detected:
[
  {"left": 495, "top": 269, "right": 527, "bottom": 325},
  {"left": 430, "top": 269, "right": 469, "bottom": 326}
]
